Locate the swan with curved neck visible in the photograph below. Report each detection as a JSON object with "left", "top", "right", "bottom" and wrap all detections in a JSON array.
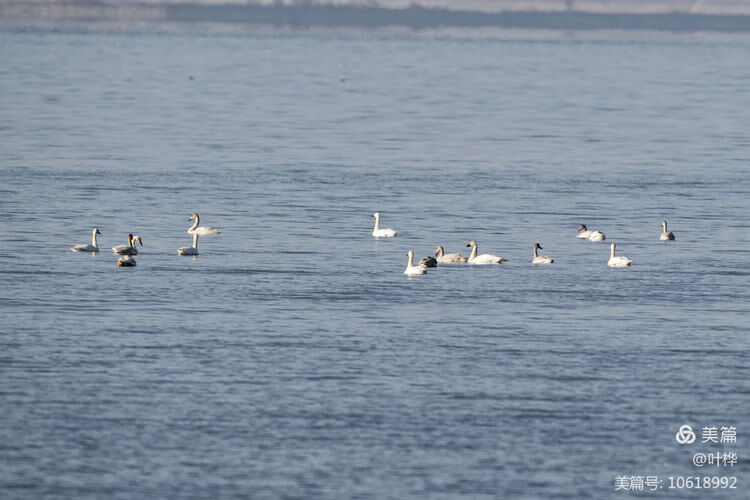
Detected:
[
  {"left": 435, "top": 245, "right": 468, "bottom": 263},
  {"left": 577, "top": 224, "right": 605, "bottom": 241},
  {"left": 660, "top": 220, "right": 675, "bottom": 241},
  {"left": 607, "top": 243, "right": 632, "bottom": 267},
  {"left": 178, "top": 233, "right": 199, "bottom": 256},
  {"left": 404, "top": 250, "right": 426, "bottom": 275},
  {"left": 466, "top": 241, "right": 507, "bottom": 265},
  {"left": 188, "top": 213, "right": 221, "bottom": 235},
  {"left": 112, "top": 234, "right": 142, "bottom": 255},
  {"left": 372, "top": 212, "right": 397, "bottom": 237},
  {"left": 532, "top": 243, "right": 554, "bottom": 265},
  {"left": 71, "top": 228, "right": 101, "bottom": 252}
]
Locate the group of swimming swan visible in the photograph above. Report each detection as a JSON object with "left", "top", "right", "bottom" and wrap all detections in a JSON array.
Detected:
[
  {"left": 70, "top": 213, "right": 221, "bottom": 267},
  {"left": 369, "top": 212, "right": 676, "bottom": 275}
]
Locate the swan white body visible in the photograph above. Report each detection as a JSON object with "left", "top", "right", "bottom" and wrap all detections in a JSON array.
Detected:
[
  {"left": 404, "top": 250, "right": 426, "bottom": 275},
  {"left": 188, "top": 213, "right": 221, "bottom": 235},
  {"left": 71, "top": 228, "right": 101, "bottom": 252},
  {"left": 532, "top": 243, "right": 554, "bottom": 265},
  {"left": 660, "top": 220, "right": 675, "bottom": 241},
  {"left": 607, "top": 243, "right": 632, "bottom": 268},
  {"left": 577, "top": 224, "right": 605, "bottom": 241},
  {"left": 466, "top": 241, "right": 507, "bottom": 265},
  {"left": 372, "top": 212, "right": 397, "bottom": 238},
  {"left": 178, "top": 233, "right": 199, "bottom": 256},
  {"left": 117, "top": 254, "right": 136, "bottom": 267},
  {"left": 435, "top": 245, "right": 468, "bottom": 263},
  {"left": 112, "top": 234, "right": 142, "bottom": 255}
]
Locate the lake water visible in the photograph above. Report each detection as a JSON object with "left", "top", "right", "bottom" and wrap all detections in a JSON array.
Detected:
[{"left": 1, "top": 21, "right": 748, "bottom": 498}]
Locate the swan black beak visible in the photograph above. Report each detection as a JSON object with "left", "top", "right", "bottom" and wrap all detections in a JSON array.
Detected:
[{"left": 466, "top": 244, "right": 471, "bottom": 247}]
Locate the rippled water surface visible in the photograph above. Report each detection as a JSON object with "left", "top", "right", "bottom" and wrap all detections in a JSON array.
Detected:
[{"left": 1, "top": 22, "right": 749, "bottom": 498}]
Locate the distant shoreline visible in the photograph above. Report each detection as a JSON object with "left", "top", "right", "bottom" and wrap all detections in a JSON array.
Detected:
[{"left": 3, "top": 2, "right": 750, "bottom": 33}]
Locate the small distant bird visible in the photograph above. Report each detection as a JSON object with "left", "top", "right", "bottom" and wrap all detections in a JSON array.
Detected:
[
  {"left": 531, "top": 243, "right": 554, "bottom": 265},
  {"left": 178, "top": 233, "right": 199, "bottom": 256},
  {"left": 607, "top": 243, "right": 632, "bottom": 268},
  {"left": 419, "top": 256, "right": 437, "bottom": 268},
  {"left": 117, "top": 254, "right": 136, "bottom": 267},
  {"left": 660, "top": 220, "right": 675, "bottom": 241},
  {"left": 372, "top": 212, "right": 397, "bottom": 238},
  {"left": 466, "top": 240, "right": 507, "bottom": 265},
  {"left": 577, "top": 224, "right": 606, "bottom": 241},
  {"left": 112, "top": 234, "right": 143, "bottom": 255},
  {"left": 434, "top": 245, "right": 468, "bottom": 263},
  {"left": 71, "top": 228, "right": 101, "bottom": 253},
  {"left": 404, "top": 250, "right": 426, "bottom": 275},
  {"left": 188, "top": 213, "right": 221, "bottom": 235}
]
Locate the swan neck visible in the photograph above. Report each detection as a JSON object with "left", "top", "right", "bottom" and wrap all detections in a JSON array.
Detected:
[
  {"left": 193, "top": 233, "right": 199, "bottom": 249},
  {"left": 408, "top": 252, "right": 414, "bottom": 267},
  {"left": 611, "top": 245, "right": 615, "bottom": 258},
  {"left": 92, "top": 230, "right": 99, "bottom": 248},
  {"left": 662, "top": 221, "right": 667, "bottom": 231},
  {"left": 373, "top": 215, "right": 380, "bottom": 231},
  {"left": 189, "top": 216, "right": 199, "bottom": 232},
  {"left": 470, "top": 245, "right": 477, "bottom": 260},
  {"left": 533, "top": 245, "right": 538, "bottom": 258},
  {"left": 437, "top": 246, "right": 444, "bottom": 257}
]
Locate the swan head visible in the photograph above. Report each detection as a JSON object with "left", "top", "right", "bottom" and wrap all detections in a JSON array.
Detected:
[
  {"left": 94, "top": 228, "right": 101, "bottom": 235},
  {"left": 133, "top": 235, "right": 143, "bottom": 246},
  {"left": 578, "top": 224, "right": 587, "bottom": 232},
  {"left": 662, "top": 220, "right": 668, "bottom": 228},
  {"left": 189, "top": 213, "right": 198, "bottom": 221},
  {"left": 372, "top": 212, "right": 380, "bottom": 218},
  {"left": 466, "top": 240, "right": 477, "bottom": 248},
  {"left": 435, "top": 245, "right": 444, "bottom": 256},
  {"left": 534, "top": 243, "right": 542, "bottom": 250}
]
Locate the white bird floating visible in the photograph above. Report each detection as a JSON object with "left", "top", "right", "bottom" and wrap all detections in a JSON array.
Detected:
[
  {"left": 435, "top": 245, "right": 468, "bottom": 263},
  {"left": 117, "top": 254, "right": 136, "bottom": 267},
  {"left": 466, "top": 240, "right": 507, "bottom": 265},
  {"left": 404, "top": 250, "right": 426, "bottom": 275},
  {"left": 71, "top": 228, "right": 101, "bottom": 252},
  {"left": 178, "top": 233, "right": 199, "bottom": 256},
  {"left": 577, "top": 224, "right": 605, "bottom": 241},
  {"left": 607, "top": 243, "right": 632, "bottom": 268},
  {"left": 188, "top": 213, "right": 221, "bottom": 235},
  {"left": 532, "top": 243, "right": 554, "bottom": 265},
  {"left": 660, "top": 220, "right": 675, "bottom": 241},
  {"left": 372, "top": 212, "right": 397, "bottom": 238},
  {"left": 112, "top": 234, "right": 143, "bottom": 255}
]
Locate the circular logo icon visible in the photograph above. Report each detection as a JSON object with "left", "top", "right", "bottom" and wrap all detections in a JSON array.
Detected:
[{"left": 675, "top": 424, "right": 696, "bottom": 444}]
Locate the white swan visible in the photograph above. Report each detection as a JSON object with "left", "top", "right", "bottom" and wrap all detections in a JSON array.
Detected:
[
  {"left": 112, "top": 234, "right": 142, "bottom": 255},
  {"left": 607, "top": 243, "right": 632, "bottom": 268},
  {"left": 178, "top": 233, "right": 199, "bottom": 256},
  {"left": 660, "top": 220, "right": 675, "bottom": 241},
  {"left": 71, "top": 228, "right": 101, "bottom": 252},
  {"left": 418, "top": 256, "right": 437, "bottom": 268},
  {"left": 466, "top": 240, "right": 507, "bottom": 265},
  {"left": 404, "top": 250, "right": 426, "bottom": 275},
  {"left": 435, "top": 245, "right": 468, "bottom": 263},
  {"left": 188, "top": 213, "right": 221, "bottom": 235},
  {"left": 577, "top": 224, "right": 606, "bottom": 241},
  {"left": 372, "top": 212, "right": 397, "bottom": 237},
  {"left": 532, "top": 243, "right": 554, "bottom": 265},
  {"left": 117, "top": 254, "right": 136, "bottom": 267}
]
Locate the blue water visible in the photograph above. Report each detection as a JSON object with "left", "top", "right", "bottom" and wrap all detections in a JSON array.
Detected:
[{"left": 1, "top": 22, "right": 749, "bottom": 498}]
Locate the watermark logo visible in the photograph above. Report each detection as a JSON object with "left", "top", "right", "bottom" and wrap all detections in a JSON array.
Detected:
[{"left": 676, "top": 425, "right": 696, "bottom": 444}]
